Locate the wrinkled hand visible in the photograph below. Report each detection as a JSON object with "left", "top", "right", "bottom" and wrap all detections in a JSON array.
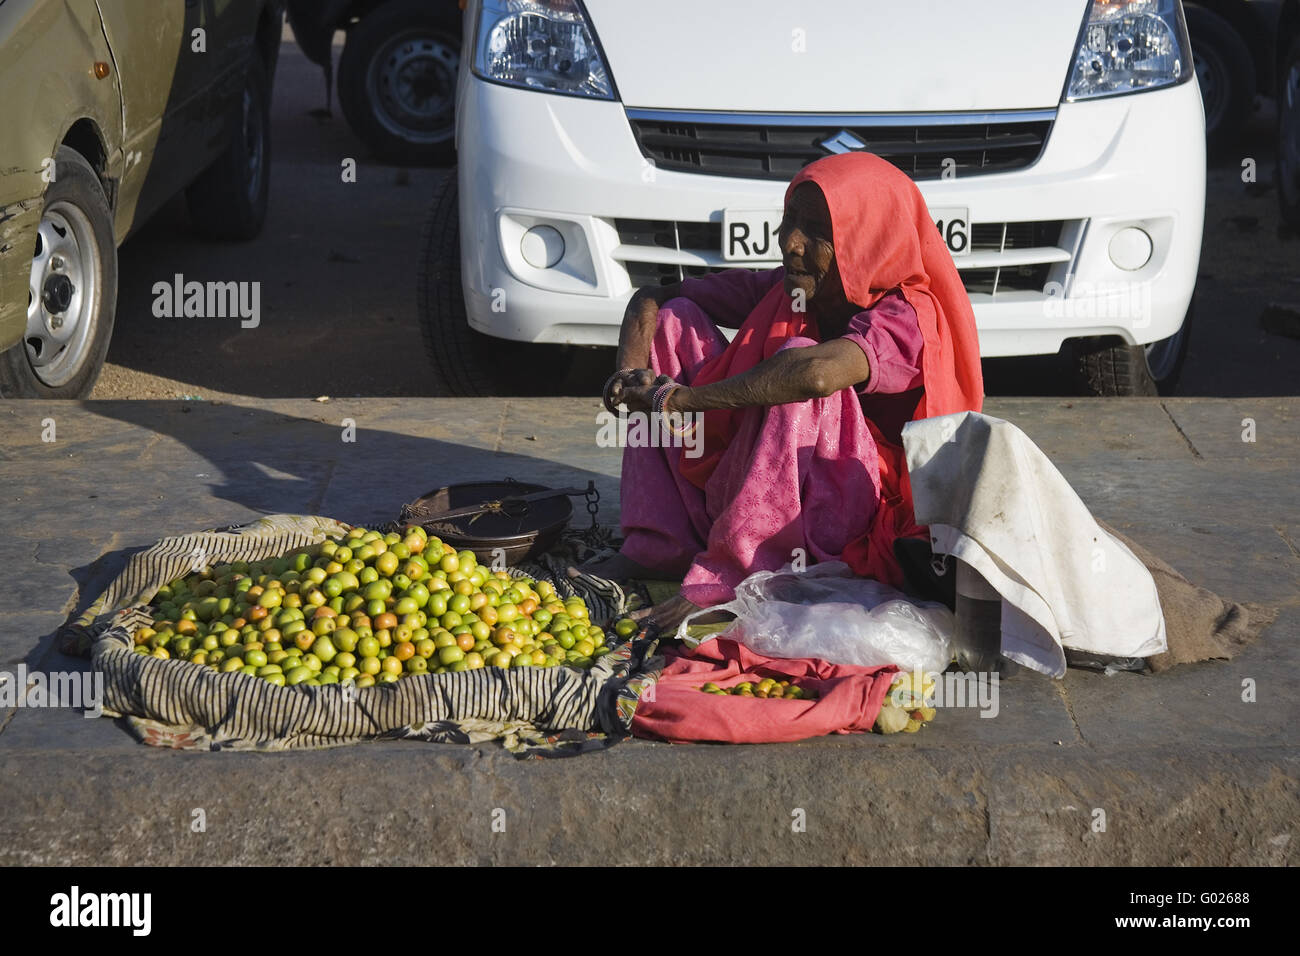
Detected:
[
  {"left": 604, "top": 368, "right": 652, "bottom": 413},
  {"left": 608, "top": 370, "right": 675, "bottom": 415}
]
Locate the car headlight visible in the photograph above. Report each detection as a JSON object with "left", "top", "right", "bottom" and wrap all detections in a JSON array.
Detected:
[
  {"left": 1064, "top": 0, "right": 1192, "bottom": 100},
  {"left": 472, "top": 0, "right": 614, "bottom": 99}
]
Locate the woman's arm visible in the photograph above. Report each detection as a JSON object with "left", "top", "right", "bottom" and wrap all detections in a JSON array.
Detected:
[
  {"left": 842, "top": 292, "right": 924, "bottom": 395},
  {"left": 669, "top": 338, "right": 871, "bottom": 413},
  {"left": 616, "top": 283, "right": 683, "bottom": 372},
  {"left": 615, "top": 269, "right": 784, "bottom": 371}
]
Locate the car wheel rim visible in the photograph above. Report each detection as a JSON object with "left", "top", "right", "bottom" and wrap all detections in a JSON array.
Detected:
[
  {"left": 366, "top": 31, "right": 459, "bottom": 145},
  {"left": 25, "top": 201, "right": 100, "bottom": 388},
  {"left": 242, "top": 84, "right": 265, "bottom": 204},
  {"left": 1281, "top": 61, "right": 1300, "bottom": 207},
  {"left": 1194, "top": 50, "right": 1225, "bottom": 131}
]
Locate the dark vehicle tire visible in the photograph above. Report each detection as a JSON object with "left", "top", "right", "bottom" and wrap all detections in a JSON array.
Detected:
[
  {"left": 1185, "top": 5, "right": 1255, "bottom": 155},
  {"left": 187, "top": 56, "right": 272, "bottom": 240},
  {"left": 418, "top": 171, "right": 572, "bottom": 396},
  {"left": 1074, "top": 301, "right": 1193, "bottom": 397},
  {"left": 0, "top": 147, "right": 118, "bottom": 399},
  {"left": 339, "top": 0, "right": 461, "bottom": 165},
  {"left": 1278, "top": 36, "right": 1300, "bottom": 232}
]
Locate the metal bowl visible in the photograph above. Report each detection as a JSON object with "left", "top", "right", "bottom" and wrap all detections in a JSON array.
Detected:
[{"left": 399, "top": 480, "right": 571, "bottom": 565}]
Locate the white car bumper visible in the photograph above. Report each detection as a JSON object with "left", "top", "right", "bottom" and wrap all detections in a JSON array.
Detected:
[{"left": 457, "top": 76, "right": 1205, "bottom": 356}]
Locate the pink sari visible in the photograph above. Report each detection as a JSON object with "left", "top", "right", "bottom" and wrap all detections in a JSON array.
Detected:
[
  {"left": 619, "top": 294, "right": 881, "bottom": 607},
  {"left": 619, "top": 153, "right": 984, "bottom": 606}
]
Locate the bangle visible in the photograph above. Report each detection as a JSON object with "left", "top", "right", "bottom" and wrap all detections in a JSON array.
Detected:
[
  {"left": 652, "top": 383, "right": 677, "bottom": 415},
  {"left": 653, "top": 384, "right": 697, "bottom": 437},
  {"left": 602, "top": 368, "right": 633, "bottom": 411}
]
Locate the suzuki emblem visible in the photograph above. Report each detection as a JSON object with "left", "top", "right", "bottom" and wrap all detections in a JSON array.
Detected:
[{"left": 820, "top": 130, "right": 869, "bottom": 154}]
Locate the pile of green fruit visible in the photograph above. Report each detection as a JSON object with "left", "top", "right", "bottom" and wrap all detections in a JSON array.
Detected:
[
  {"left": 134, "top": 525, "right": 631, "bottom": 688},
  {"left": 700, "top": 679, "right": 818, "bottom": 700}
]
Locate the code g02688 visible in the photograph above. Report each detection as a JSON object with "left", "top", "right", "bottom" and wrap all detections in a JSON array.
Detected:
[{"left": 1200, "top": 892, "right": 1250, "bottom": 904}]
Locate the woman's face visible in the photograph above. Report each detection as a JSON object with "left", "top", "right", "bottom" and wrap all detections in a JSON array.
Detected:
[{"left": 779, "top": 182, "right": 844, "bottom": 306}]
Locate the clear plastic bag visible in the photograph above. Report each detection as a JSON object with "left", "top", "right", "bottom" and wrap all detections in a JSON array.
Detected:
[{"left": 675, "top": 562, "right": 953, "bottom": 674}]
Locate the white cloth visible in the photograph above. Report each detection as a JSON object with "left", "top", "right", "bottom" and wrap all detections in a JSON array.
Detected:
[{"left": 902, "top": 411, "right": 1166, "bottom": 677}]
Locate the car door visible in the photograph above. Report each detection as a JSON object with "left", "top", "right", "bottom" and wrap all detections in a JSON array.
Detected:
[
  {"left": 201, "top": 0, "right": 263, "bottom": 124},
  {"left": 96, "top": 0, "right": 214, "bottom": 238}
]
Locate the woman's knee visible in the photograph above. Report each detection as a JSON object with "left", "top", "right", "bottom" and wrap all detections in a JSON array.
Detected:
[
  {"left": 658, "top": 296, "right": 716, "bottom": 332},
  {"left": 776, "top": 335, "right": 819, "bottom": 352},
  {"left": 652, "top": 297, "right": 729, "bottom": 374}
]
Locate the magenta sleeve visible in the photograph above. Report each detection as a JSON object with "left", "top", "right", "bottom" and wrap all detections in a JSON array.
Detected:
[
  {"left": 677, "top": 268, "right": 784, "bottom": 328},
  {"left": 841, "top": 291, "right": 925, "bottom": 395}
]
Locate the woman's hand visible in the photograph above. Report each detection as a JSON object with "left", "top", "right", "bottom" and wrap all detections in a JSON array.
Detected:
[
  {"left": 604, "top": 367, "right": 653, "bottom": 413},
  {"left": 616, "top": 373, "right": 676, "bottom": 414}
]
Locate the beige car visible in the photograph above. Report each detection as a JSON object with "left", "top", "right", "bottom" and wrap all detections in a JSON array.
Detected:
[{"left": 0, "top": 0, "right": 284, "bottom": 398}]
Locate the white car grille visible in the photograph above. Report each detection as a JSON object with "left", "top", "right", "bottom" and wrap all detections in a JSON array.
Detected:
[{"left": 612, "top": 218, "right": 1083, "bottom": 301}]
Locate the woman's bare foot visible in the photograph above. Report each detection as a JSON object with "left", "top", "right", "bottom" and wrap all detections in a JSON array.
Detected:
[
  {"left": 632, "top": 594, "right": 732, "bottom": 635},
  {"left": 578, "top": 551, "right": 679, "bottom": 582},
  {"left": 631, "top": 594, "right": 701, "bottom": 634}
]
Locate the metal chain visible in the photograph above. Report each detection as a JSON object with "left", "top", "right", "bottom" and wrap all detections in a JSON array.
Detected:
[{"left": 585, "top": 481, "right": 600, "bottom": 529}]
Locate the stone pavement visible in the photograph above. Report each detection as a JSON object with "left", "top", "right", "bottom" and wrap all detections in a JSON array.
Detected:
[{"left": 0, "top": 397, "right": 1296, "bottom": 865}]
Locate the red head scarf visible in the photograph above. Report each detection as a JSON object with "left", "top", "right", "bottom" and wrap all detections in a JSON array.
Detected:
[{"left": 678, "top": 152, "right": 984, "bottom": 585}]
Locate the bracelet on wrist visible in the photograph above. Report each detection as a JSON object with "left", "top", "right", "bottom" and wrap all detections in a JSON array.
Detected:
[
  {"left": 653, "top": 384, "right": 697, "bottom": 437},
  {"left": 651, "top": 383, "right": 675, "bottom": 415},
  {"left": 602, "top": 368, "right": 635, "bottom": 409}
]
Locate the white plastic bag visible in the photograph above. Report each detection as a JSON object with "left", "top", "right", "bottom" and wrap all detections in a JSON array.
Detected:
[{"left": 674, "top": 562, "right": 953, "bottom": 674}]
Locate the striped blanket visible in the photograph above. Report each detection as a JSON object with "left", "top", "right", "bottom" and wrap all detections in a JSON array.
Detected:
[{"left": 63, "top": 515, "right": 663, "bottom": 755}]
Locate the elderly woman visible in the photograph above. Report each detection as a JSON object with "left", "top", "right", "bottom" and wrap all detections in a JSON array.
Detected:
[{"left": 592, "top": 153, "right": 984, "bottom": 632}]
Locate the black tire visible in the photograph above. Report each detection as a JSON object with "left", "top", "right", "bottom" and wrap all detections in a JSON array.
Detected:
[
  {"left": 417, "top": 171, "right": 572, "bottom": 396},
  {"left": 0, "top": 146, "right": 118, "bottom": 399},
  {"left": 1074, "top": 301, "right": 1193, "bottom": 397},
  {"left": 1277, "top": 35, "right": 1300, "bottom": 232},
  {"left": 1185, "top": 5, "right": 1255, "bottom": 156},
  {"left": 186, "top": 56, "right": 272, "bottom": 240},
  {"left": 338, "top": 0, "right": 461, "bottom": 165}
]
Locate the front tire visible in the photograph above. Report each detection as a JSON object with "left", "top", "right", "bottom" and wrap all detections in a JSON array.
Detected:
[
  {"left": 417, "top": 171, "right": 572, "bottom": 396},
  {"left": 1185, "top": 5, "right": 1255, "bottom": 156},
  {"left": 186, "top": 56, "right": 272, "bottom": 240},
  {"left": 0, "top": 146, "right": 118, "bottom": 399},
  {"left": 338, "top": 0, "right": 461, "bottom": 166},
  {"left": 1074, "top": 301, "right": 1193, "bottom": 397}
]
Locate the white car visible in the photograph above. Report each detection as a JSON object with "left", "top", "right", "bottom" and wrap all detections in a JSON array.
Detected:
[{"left": 420, "top": 0, "right": 1205, "bottom": 396}]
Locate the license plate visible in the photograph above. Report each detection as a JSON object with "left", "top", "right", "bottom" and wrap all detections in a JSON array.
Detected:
[
  {"left": 720, "top": 206, "right": 971, "bottom": 260},
  {"left": 722, "top": 209, "right": 783, "bottom": 261},
  {"left": 930, "top": 207, "right": 971, "bottom": 256}
]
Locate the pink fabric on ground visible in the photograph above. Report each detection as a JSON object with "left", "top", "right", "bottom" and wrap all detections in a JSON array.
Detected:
[
  {"left": 630, "top": 638, "right": 898, "bottom": 744},
  {"left": 619, "top": 297, "right": 883, "bottom": 606}
]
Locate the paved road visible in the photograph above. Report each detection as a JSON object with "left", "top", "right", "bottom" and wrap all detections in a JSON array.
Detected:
[
  {"left": 89, "top": 35, "right": 1300, "bottom": 401},
  {"left": 2, "top": 395, "right": 1296, "bottom": 864},
  {"left": 19, "top": 29, "right": 1293, "bottom": 869}
]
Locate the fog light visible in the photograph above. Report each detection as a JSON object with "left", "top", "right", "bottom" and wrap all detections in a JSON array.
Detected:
[
  {"left": 1108, "top": 226, "right": 1153, "bottom": 271},
  {"left": 520, "top": 225, "right": 565, "bottom": 269}
]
